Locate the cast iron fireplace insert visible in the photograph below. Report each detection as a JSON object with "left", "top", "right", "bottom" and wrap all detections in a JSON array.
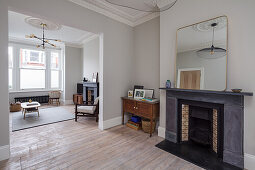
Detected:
[{"left": 177, "top": 100, "right": 224, "bottom": 159}]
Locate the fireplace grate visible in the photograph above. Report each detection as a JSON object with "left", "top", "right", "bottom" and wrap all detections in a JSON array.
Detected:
[{"left": 190, "top": 127, "right": 211, "bottom": 145}]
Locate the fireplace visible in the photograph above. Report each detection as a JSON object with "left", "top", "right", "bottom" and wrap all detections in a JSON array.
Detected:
[
  {"left": 189, "top": 106, "right": 212, "bottom": 146},
  {"left": 178, "top": 100, "right": 224, "bottom": 159},
  {"left": 156, "top": 88, "right": 253, "bottom": 169}
]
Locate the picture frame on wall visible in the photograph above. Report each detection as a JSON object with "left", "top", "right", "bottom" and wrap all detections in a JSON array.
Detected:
[
  {"left": 134, "top": 89, "right": 145, "bottom": 99},
  {"left": 128, "top": 90, "right": 133, "bottom": 98}
]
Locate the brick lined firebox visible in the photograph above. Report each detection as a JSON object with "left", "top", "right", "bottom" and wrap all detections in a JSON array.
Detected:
[
  {"left": 179, "top": 100, "right": 224, "bottom": 159},
  {"left": 160, "top": 88, "right": 253, "bottom": 169}
]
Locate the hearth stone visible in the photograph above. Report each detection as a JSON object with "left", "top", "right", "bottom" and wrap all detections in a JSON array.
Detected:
[
  {"left": 159, "top": 88, "right": 253, "bottom": 169},
  {"left": 156, "top": 140, "right": 242, "bottom": 170}
]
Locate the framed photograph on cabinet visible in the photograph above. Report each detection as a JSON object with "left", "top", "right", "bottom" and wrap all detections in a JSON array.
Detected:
[
  {"left": 128, "top": 90, "right": 133, "bottom": 98},
  {"left": 134, "top": 89, "right": 145, "bottom": 99},
  {"left": 144, "top": 89, "right": 154, "bottom": 98}
]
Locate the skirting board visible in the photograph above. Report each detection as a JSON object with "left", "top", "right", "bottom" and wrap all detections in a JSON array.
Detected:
[
  {"left": 158, "top": 126, "right": 165, "bottom": 138},
  {"left": 63, "top": 100, "right": 73, "bottom": 105},
  {"left": 245, "top": 153, "right": 255, "bottom": 170},
  {"left": 103, "top": 115, "right": 129, "bottom": 130},
  {"left": 0, "top": 145, "right": 10, "bottom": 161}
]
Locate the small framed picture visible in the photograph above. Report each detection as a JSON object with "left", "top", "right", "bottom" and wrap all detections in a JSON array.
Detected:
[
  {"left": 128, "top": 90, "right": 133, "bottom": 98},
  {"left": 133, "top": 85, "right": 144, "bottom": 95},
  {"left": 134, "top": 89, "right": 145, "bottom": 99},
  {"left": 144, "top": 89, "right": 154, "bottom": 98}
]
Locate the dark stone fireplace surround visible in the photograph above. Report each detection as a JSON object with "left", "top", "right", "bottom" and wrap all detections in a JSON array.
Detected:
[{"left": 160, "top": 88, "right": 253, "bottom": 169}]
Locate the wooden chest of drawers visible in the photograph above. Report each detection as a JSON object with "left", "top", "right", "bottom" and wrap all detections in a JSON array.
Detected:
[{"left": 122, "top": 97, "right": 159, "bottom": 137}]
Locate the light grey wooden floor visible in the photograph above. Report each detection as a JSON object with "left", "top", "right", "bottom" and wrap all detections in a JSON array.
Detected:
[{"left": 0, "top": 105, "right": 203, "bottom": 170}]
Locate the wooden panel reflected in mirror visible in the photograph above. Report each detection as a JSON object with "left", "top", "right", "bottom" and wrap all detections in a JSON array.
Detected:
[
  {"left": 175, "top": 16, "right": 228, "bottom": 91},
  {"left": 180, "top": 70, "right": 201, "bottom": 90}
]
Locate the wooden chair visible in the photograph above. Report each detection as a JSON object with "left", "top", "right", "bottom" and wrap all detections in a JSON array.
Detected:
[
  {"left": 48, "top": 91, "right": 61, "bottom": 106},
  {"left": 75, "top": 97, "right": 99, "bottom": 122}
]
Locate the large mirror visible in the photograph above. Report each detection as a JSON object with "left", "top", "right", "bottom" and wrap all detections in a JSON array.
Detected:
[{"left": 175, "top": 16, "right": 227, "bottom": 91}]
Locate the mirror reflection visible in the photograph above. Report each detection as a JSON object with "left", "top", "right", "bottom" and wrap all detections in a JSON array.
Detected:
[{"left": 176, "top": 16, "right": 227, "bottom": 91}]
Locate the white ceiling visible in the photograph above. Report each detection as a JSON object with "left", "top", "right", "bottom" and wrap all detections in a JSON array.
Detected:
[
  {"left": 68, "top": 0, "right": 176, "bottom": 26},
  {"left": 8, "top": 11, "right": 95, "bottom": 47}
]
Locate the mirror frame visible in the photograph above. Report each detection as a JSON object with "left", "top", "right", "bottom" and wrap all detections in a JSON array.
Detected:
[{"left": 174, "top": 15, "right": 228, "bottom": 91}]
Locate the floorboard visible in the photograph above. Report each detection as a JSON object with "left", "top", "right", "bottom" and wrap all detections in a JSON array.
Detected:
[{"left": 0, "top": 105, "right": 203, "bottom": 170}]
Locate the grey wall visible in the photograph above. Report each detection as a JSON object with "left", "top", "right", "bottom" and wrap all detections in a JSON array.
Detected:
[
  {"left": 177, "top": 50, "right": 226, "bottom": 91},
  {"left": 0, "top": 0, "right": 10, "bottom": 149},
  {"left": 160, "top": 0, "right": 255, "bottom": 158},
  {"left": 83, "top": 37, "right": 99, "bottom": 82},
  {"left": 65, "top": 46, "right": 83, "bottom": 101},
  {"left": 134, "top": 17, "right": 160, "bottom": 98}
]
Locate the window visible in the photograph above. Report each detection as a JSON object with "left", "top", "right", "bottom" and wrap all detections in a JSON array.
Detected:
[
  {"left": 20, "top": 49, "right": 46, "bottom": 69},
  {"left": 8, "top": 47, "right": 13, "bottom": 89},
  {"left": 20, "top": 49, "right": 46, "bottom": 89},
  {"left": 8, "top": 44, "right": 63, "bottom": 91},
  {"left": 51, "top": 52, "right": 60, "bottom": 89}
]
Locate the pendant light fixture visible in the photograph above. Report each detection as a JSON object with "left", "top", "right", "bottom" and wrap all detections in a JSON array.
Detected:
[
  {"left": 197, "top": 23, "right": 226, "bottom": 59},
  {"left": 25, "top": 23, "right": 61, "bottom": 49},
  {"left": 105, "top": 0, "right": 178, "bottom": 12}
]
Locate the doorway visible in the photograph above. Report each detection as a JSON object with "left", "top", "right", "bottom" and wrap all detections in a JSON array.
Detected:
[
  {"left": 8, "top": 10, "right": 104, "bottom": 131},
  {"left": 177, "top": 68, "right": 204, "bottom": 90}
]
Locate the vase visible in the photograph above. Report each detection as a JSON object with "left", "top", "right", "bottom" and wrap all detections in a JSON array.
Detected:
[{"left": 165, "top": 80, "right": 171, "bottom": 88}]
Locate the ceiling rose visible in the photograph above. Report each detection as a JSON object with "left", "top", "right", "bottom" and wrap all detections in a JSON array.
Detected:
[
  {"left": 25, "top": 17, "right": 62, "bottom": 31},
  {"left": 192, "top": 17, "right": 227, "bottom": 32},
  {"left": 24, "top": 17, "right": 62, "bottom": 49}
]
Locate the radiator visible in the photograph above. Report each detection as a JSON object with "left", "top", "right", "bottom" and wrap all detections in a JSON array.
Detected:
[{"left": 14, "top": 95, "right": 49, "bottom": 103}]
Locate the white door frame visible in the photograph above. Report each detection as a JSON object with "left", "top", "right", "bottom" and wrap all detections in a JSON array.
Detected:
[{"left": 177, "top": 67, "right": 205, "bottom": 89}]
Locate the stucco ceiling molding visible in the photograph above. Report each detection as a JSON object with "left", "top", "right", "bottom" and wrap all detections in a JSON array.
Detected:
[{"left": 68, "top": 0, "right": 176, "bottom": 26}]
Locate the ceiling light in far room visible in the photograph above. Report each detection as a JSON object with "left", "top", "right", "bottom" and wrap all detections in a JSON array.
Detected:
[{"left": 25, "top": 17, "right": 62, "bottom": 49}]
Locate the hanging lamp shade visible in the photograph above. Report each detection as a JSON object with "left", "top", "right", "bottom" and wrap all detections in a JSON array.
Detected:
[
  {"left": 196, "top": 22, "right": 226, "bottom": 59},
  {"left": 197, "top": 47, "right": 226, "bottom": 59},
  {"left": 105, "top": 0, "right": 178, "bottom": 12}
]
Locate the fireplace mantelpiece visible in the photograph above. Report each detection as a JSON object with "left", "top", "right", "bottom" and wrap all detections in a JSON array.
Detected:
[
  {"left": 160, "top": 88, "right": 253, "bottom": 169},
  {"left": 159, "top": 88, "right": 253, "bottom": 96}
]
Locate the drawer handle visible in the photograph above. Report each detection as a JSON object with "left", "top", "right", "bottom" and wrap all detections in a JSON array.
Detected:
[
  {"left": 136, "top": 107, "right": 138, "bottom": 109},
  {"left": 134, "top": 107, "right": 136, "bottom": 109}
]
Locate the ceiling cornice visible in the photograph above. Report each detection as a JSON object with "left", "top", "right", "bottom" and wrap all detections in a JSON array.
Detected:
[
  {"left": 133, "top": 12, "right": 159, "bottom": 27},
  {"left": 64, "top": 42, "right": 83, "bottom": 48},
  {"left": 82, "top": 34, "right": 99, "bottom": 44},
  {"left": 69, "top": 0, "right": 134, "bottom": 26},
  {"left": 68, "top": 0, "right": 160, "bottom": 27}
]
